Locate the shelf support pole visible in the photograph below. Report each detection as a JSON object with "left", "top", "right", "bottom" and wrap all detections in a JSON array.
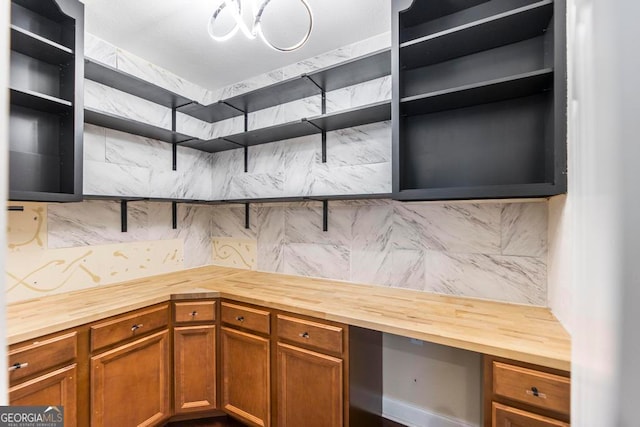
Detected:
[
  {"left": 304, "top": 75, "right": 328, "bottom": 163},
  {"left": 172, "top": 201, "right": 178, "bottom": 230},
  {"left": 172, "top": 107, "right": 177, "bottom": 171},
  {"left": 244, "top": 112, "right": 249, "bottom": 173},
  {"left": 322, "top": 200, "right": 328, "bottom": 232},
  {"left": 121, "top": 200, "right": 128, "bottom": 233},
  {"left": 245, "top": 203, "right": 250, "bottom": 229}
]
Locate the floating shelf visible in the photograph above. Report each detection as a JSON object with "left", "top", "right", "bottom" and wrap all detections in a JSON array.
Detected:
[
  {"left": 400, "top": 0, "right": 553, "bottom": 69},
  {"left": 400, "top": 69, "right": 553, "bottom": 116},
  {"left": 85, "top": 108, "right": 196, "bottom": 144},
  {"left": 11, "top": 190, "right": 81, "bottom": 203},
  {"left": 183, "top": 48, "right": 391, "bottom": 121},
  {"left": 394, "top": 184, "right": 559, "bottom": 201},
  {"left": 181, "top": 100, "right": 392, "bottom": 153},
  {"left": 85, "top": 58, "right": 192, "bottom": 108},
  {"left": 10, "top": 87, "right": 72, "bottom": 114},
  {"left": 83, "top": 193, "right": 392, "bottom": 205},
  {"left": 10, "top": 24, "right": 73, "bottom": 64}
]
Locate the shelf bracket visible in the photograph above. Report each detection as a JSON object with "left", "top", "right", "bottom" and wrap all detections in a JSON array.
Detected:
[
  {"left": 322, "top": 200, "right": 328, "bottom": 232},
  {"left": 307, "top": 121, "right": 327, "bottom": 163},
  {"left": 172, "top": 107, "right": 178, "bottom": 171},
  {"left": 121, "top": 200, "right": 128, "bottom": 233},
  {"left": 172, "top": 201, "right": 178, "bottom": 230},
  {"left": 303, "top": 75, "right": 327, "bottom": 162},
  {"left": 245, "top": 203, "right": 250, "bottom": 229},
  {"left": 172, "top": 143, "right": 177, "bottom": 171}
]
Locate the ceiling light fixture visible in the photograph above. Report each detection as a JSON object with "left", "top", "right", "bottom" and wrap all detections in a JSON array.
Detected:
[{"left": 208, "top": 0, "right": 313, "bottom": 52}]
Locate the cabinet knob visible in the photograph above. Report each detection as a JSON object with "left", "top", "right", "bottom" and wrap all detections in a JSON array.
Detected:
[
  {"left": 235, "top": 316, "right": 245, "bottom": 322},
  {"left": 131, "top": 323, "right": 144, "bottom": 331},
  {"left": 299, "top": 332, "right": 310, "bottom": 339},
  {"left": 8, "top": 362, "right": 28, "bottom": 372},
  {"left": 191, "top": 311, "right": 198, "bottom": 317}
]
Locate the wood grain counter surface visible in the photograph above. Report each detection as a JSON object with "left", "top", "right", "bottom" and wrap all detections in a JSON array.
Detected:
[{"left": 6, "top": 266, "right": 571, "bottom": 371}]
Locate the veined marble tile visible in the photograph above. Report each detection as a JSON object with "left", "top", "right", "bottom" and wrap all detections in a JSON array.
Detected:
[
  {"left": 84, "top": 124, "right": 107, "bottom": 162},
  {"left": 219, "top": 69, "right": 285, "bottom": 99},
  {"left": 177, "top": 145, "right": 214, "bottom": 174},
  {"left": 350, "top": 32, "right": 392, "bottom": 57},
  {"left": 326, "top": 122, "right": 391, "bottom": 167},
  {"left": 501, "top": 203, "right": 548, "bottom": 257},
  {"left": 247, "top": 140, "right": 286, "bottom": 175},
  {"left": 177, "top": 205, "right": 213, "bottom": 268},
  {"left": 388, "top": 249, "right": 426, "bottom": 290},
  {"left": 351, "top": 249, "right": 392, "bottom": 285},
  {"left": 148, "top": 169, "right": 185, "bottom": 199},
  {"left": 283, "top": 243, "right": 350, "bottom": 281},
  {"left": 5, "top": 239, "right": 183, "bottom": 303},
  {"left": 85, "top": 33, "right": 117, "bottom": 67},
  {"left": 257, "top": 206, "right": 285, "bottom": 273},
  {"left": 284, "top": 204, "right": 353, "bottom": 246},
  {"left": 211, "top": 148, "right": 243, "bottom": 200},
  {"left": 48, "top": 200, "right": 148, "bottom": 248},
  {"left": 176, "top": 112, "right": 217, "bottom": 140},
  {"left": 83, "top": 160, "right": 151, "bottom": 198},
  {"left": 281, "top": 45, "right": 353, "bottom": 79},
  {"left": 325, "top": 87, "right": 352, "bottom": 113},
  {"left": 312, "top": 162, "right": 392, "bottom": 196},
  {"left": 352, "top": 204, "right": 393, "bottom": 252},
  {"left": 211, "top": 206, "right": 257, "bottom": 240},
  {"left": 211, "top": 116, "right": 245, "bottom": 139},
  {"left": 283, "top": 135, "right": 322, "bottom": 196},
  {"left": 105, "top": 128, "right": 172, "bottom": 169},
  {"left": 393, "top": 203, "right": 502, "bottom": 254},
  {"left": 212, "top": 237, "right": 257, "bottom": 270},
  {"left": 247, "top": 96, "right": 321, "bottom": 130},
  {"left": 85, "top": 80, "right": 172, "bottom": 129},
  {"left": 349, "top": 76, "right": 392, "bottom": 107},
  {"left": 7, "top": 202, "right": 47, "bottom": 253},
  {"left": 229, "top": 172, "right": 284, "bottom": 199},
  {"left": 117, "top": 48, "right": 208, "bottom": 104},
  {"left": 424, "top": 251, "right": 546, "bottom": 305}
]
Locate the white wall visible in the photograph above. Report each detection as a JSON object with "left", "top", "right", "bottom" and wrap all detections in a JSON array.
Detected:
[
  {"left": 1, "top": 0, "right": 10, "bottom": 404},
  {"left": 568, "top": 0, "right": 640, "bottom": 424}
]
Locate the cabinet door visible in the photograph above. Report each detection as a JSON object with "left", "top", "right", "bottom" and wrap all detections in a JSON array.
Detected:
[
  {"left": 174, "top": 325, "right": 217, "bottom": 414},
  {"left": 221, "top": 327, "right": 270, "bottom": 427},
  {"left": 493, "top": 402, "right": 569, "bottom": 427},
  {"left": 91, "top": 330, "right": 170, "bottom": 427},
  {"left": 277, "top": 343, "right": 343, "bottom": 427},
  {"left": 10, "top": 364, "right": 77, "bottom": 427}
]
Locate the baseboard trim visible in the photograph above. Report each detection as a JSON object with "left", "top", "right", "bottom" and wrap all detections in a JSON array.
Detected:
[{"left": 382, "top": 396, "right": 479, "bottom": 427}]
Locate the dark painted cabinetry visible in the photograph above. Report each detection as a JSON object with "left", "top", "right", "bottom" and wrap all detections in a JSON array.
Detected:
[
  {"left": 392, "top": 0, "right": 567, "bottom": 200},
  {"left": 8, "top": 0, "right": 83, "bottom": 202}
]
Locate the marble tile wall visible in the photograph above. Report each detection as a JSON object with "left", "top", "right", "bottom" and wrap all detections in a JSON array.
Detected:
[{"left": 208, "top": 200, "right": 548, "bottom": 305}]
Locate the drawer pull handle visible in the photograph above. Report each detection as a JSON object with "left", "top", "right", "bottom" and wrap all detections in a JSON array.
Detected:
[
  {"left": 131, "top": 323, "right": 144, "bottom": 331},
  {"left": 299, "top": 332, "right": 310, "bottom": 339},
  {"left": 8, "top": 362, "right": 28, "bottom": 372},
  {"left": 526, "top": 387, "right": 547, "bottom": 399},
  {"left": 235, "top": 316, "right": 245, "bottom": 322},
  {"left": 191, "top": 311, "right": 198, "bottom": 317}
]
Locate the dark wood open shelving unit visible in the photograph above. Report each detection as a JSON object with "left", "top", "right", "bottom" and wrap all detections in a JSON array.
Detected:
[{"left": 392, "top": 0, "right": 566, "bottom": 201}]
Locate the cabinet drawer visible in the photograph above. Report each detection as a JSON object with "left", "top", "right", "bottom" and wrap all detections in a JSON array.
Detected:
[
  {"left": 277, "top": 314, "right": 343, "bottom": 355},
  {"left": 91, "top": 304, "right": 169, "bottom": 353},
  {"left": 174, "top": 301, "right": 216, "bottom": 324},
  {"left": 221, "top": 302, "right": 270, "bottom": 335},
  {"left": 493, "top": 402, "right": 569, "bottom": 427},
  {"left": 493, "top": 361, "right": 570, "bottom": 416},
  {"left": 8, "top": 331, "right": 77, "bottom": 384}
]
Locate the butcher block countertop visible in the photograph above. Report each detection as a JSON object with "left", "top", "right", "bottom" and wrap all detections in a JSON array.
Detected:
[{"left": 6, "top": 266, "right": 571, "bottom": 371}]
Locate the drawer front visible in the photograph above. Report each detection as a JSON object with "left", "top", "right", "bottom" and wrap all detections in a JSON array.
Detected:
[
  {"left": 174, "top": 301, "right": 216, "bottom": 324},
  {"left": 493, "top": 402, "right": 569, "bottom": 427},
  {"left": 493, "top": 362, "right": 570, "bottom": 416},
  {"left": 277, "top": 314, "right": 343, "bottom": 355},
  {"left": 221, "top": 302, "right": 270, "bottom": 335},
  {"left": 91, "top": 304, "right": 169, "bottom": 352},
  {"left": 9, "top": 331, "right": 77, "bottom": 384}
]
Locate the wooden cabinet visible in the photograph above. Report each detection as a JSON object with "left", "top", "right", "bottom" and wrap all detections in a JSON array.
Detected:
[
  {"left": 8, "top": 331, "right": 78, "bottom": 426},
  {"left": 484, "top": 356, "right": 570, "bottom": 427},
  {"left": 90, "top": 305, "right": 170, "bottom": 427},
  {"left": 221, "top": 300, "right": 272, "bottom": 427},
  {"left": 173, "top": 299, "right": 217, "bottom": 415},
  {"left": 277, "top": 343, "right": 343, "bottom": 427}
]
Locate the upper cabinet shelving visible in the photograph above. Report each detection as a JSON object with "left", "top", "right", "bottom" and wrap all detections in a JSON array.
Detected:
[
  {"left": 84, "top": 48, "right": 392, "bottom": 154},
  {"left": 392, "top": 0, "right": 566, "bottom": 201},
  {"left": 9, "top": 0, "right": 84, "bottom": 202}
]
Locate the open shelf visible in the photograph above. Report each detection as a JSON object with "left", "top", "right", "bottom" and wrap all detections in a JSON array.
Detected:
[
  {"left": 180, "top": 101, "right": 391, "bottom": 153},
  {"left": 85, "top": 58, "right": 192, "bottom": 109},
  {"left": 10, "top": 87, "right": 72, "bottom": 114},
  {"left": 84, "top": 193, "right": 392, "bottom": 205},
  {"left": 394, "top": 184, "right": 559, "bottom": 201},
  {"left": 11, "top": 24, "right": 73, "bottom": 64},
  {"left": 400, "top": 0, "right": 553, "bottom": 70},
  {"left": 85, "top": 108, "right": 196, "bottom": 144},
  {"left": 400, "top": 68, "right": 553, "bottom": 116},
  {"left": 182, "top": 48, "right": 391, "bottom": 121}
]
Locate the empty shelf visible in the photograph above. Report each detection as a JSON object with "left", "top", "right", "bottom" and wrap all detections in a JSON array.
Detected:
[
  {"left": 10, "top": 25, "right": 73, "bottom": 64},
  {"left": 309, "top": 101, "right": 391, "bottom": 132},
  {"left": 10, "top": 87, "right": 72, "bottom": 114},
  {"left": 177, "top": 101, "right": 244, "bottom": 123}
]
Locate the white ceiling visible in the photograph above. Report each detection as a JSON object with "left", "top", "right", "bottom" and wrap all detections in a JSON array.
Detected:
[{"left": 84, "top": 0, "right": 391, "bottom": 91}]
